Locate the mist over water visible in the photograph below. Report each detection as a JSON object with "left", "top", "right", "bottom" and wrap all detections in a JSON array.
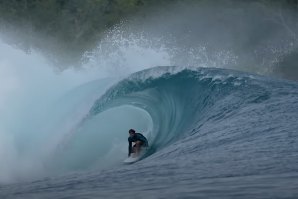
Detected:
[
  {"left": 84, "top": 0, "right": 298, "bottom": 80},
  {"left": 0, "top": 41, "right": 113, "bottom": 183},
  {"left": 0, "top": 38, "right": 152, "bottom": 183},
  {"left": 1, "top": 0, "right": 297, "bottom": 80}
]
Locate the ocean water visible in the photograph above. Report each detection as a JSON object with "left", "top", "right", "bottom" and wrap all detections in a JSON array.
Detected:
[
  {"left": 1, "top": 1, "right": 298, "bottom": 196},
  {"left": 1, "top": 66, "right": 298, "bottom": 198}
]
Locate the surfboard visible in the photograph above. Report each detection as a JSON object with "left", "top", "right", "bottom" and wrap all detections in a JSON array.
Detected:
[
  {"left": 123, "top": 147, "right": 147, "bottom": 164},
  {"left": 123, "top": 153, "right": 141, "bottom": 163}
]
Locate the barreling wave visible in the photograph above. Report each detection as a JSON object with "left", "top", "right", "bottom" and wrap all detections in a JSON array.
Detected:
[
  {"left": 47, "top": 65, "right": 298, "bottom": 175},
  {"left": 81, "top": 66, "right": 298, "bottom": 167}
]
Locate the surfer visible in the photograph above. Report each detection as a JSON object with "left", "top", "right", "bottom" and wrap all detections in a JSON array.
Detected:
[{"left": 128, "top": 129, "right": 148, "bottom": 157}]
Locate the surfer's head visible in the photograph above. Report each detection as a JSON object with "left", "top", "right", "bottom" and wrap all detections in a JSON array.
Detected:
[{"left": 129, "top": 129, "right": 136, "bottom": 137}]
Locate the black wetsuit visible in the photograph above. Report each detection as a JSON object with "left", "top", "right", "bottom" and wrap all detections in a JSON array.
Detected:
[{"left": 128, "top": 133, "right": 148, "bottom": 156}]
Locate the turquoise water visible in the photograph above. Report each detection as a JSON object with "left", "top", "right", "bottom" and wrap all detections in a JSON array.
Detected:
[{"left": 1, "top": 66, "right": 298, "bottom": 198}]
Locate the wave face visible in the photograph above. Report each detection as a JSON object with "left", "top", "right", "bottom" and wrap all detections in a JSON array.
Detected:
[
  {"left": 2, "top": 66, "right": 297, "bottom": 198},
  {"left": 90, "top": 66, "right": 298, "bottom": 156}
]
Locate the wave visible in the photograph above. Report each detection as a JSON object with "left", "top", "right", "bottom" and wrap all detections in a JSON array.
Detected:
[
  {"left": 1, "top": 65, "right": 298, "bottom": 199},
  {"left": 52, "top": 66, "right": 298, "bottom": 175},
  {"left": 1, "top": 64, "right": 298, "bottom": 184}
]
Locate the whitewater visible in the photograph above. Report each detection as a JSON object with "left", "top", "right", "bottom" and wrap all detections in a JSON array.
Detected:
[{"left": 1, "top": 3, "right": 298, "bottom": 197}]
